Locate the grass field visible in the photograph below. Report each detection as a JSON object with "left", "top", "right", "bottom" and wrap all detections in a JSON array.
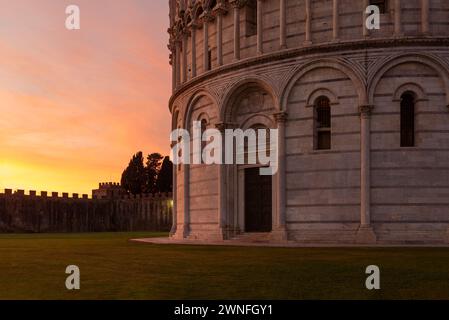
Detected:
[{"left": 1, "top": 232, "right": 449, "bottom": 300}]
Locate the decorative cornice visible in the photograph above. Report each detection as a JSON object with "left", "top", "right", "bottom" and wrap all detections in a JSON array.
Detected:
[{"left": 169, "top": 37, "right": 449, "bottom": 112}]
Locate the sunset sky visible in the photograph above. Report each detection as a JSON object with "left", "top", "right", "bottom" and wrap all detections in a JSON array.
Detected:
[{"left": 0, "top": 0, "right": 171, "bottom": 194}]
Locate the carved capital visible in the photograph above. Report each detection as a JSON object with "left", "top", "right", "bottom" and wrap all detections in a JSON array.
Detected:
[
  {"left": 181, "top": 27, "right": 190, "bottom": 38},
  {"left": 359, "top": 105, "right": 374, "bottom": 118},
  {"left": 215, "top": 122, "right": 231, "bottom": 133},
  {"left": 200, "top": 11, "right": 214, "bottom": 23},
  {"left": 167, "top": 42, "right": 176, "bottom": 52},
  {"left": 230, "top": 0, "right": 248, "bottom": 9},
  {"left": 213, "top": 2, "right": 228, "bottom": 16},
  {"left": 274, "top": 111, "right": 288, "bottom": 123},
  {"left": 188, "top": 20, "right": 199, "bottom": 29}
]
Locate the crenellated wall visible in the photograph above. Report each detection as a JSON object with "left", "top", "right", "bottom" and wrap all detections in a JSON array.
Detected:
[{"left": 0, "top": 190, "right": 173, "bottom": 233}]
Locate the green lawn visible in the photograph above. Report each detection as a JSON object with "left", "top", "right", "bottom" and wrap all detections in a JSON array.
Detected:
[{"left": 1, "top": 232, "right": 449, "bottom": 300}]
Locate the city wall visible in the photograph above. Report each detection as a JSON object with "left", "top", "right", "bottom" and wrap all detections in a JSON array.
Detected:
[{"left": 0, "top": 189, "right": 173, "bottom": 233}]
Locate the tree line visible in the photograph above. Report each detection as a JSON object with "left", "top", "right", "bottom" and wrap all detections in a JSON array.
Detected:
[{"left": 120, "top": 152, "right": 173, "bottom": 195}]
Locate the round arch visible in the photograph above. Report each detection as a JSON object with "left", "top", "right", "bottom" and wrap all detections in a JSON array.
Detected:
[
  {"left": 183, "top": 88, "right": 219, "bottom": 131},
  {"left": 305, "top": 88, "right": 339, "bottom": 108},
  {"left": 240, "top": 114, "right": 276, "bottom": 130},
  {"left": 368, "top": 53, "right": 449, "bottom": 106},
  {"left": 220, "top": 77, "right": 280, "bottom": 123},
  {"left": 281, "top": 59, "right": 367, "bottom": 111},
  {"left": 172, "top": 107, "right": 181, "bottom": 130},
  {"left": 392, "top": 83, "right": 428, "bottom": 102}
]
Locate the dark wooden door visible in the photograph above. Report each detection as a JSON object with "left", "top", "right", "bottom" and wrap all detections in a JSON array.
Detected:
[{"left": 244, "top": 167, "right": 272, "bottom": 232}]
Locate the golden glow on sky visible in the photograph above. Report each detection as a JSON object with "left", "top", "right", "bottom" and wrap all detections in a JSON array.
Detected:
[{"left": 0, "top": 0, "right": 171, "bottom": 194}]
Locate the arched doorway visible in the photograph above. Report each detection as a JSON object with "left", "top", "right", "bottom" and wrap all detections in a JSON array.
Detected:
[
  {"left": 224, "top": 82, "right": 277, "bottom": 237},
  {"left": 244, "top": 167, "right": 272, "bottom": 232}
]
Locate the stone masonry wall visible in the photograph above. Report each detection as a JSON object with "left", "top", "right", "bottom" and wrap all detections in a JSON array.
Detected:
[{"left": 0, "top": 190, "right": 173, "bottom": 233}]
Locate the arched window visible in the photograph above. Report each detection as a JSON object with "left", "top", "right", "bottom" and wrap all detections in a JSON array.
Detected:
[
  {"left": 370, "top": 0, "right": 388, "bottom": 14},
  {"left": 244, "top": 0, "right": 257, "bottom": 37},
  {"left": 315, "top": 97, "right": 331, "bottom": 150},
  {"left": 207, "top": 48, "right": 212, "bottom": 71},
  {"left": 400, "top": 92, "right": 415, "bottom": 147},
  {"left": 177, "top": 126, "right": 182, "bottom": 171},
  {"left": 200, "top": 118, "right": 208, "bottom": 163}
]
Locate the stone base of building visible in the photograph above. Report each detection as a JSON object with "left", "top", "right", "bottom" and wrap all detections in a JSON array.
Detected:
[
  {"left": 355, "top": 226, "right": 378, "bottom": 245},
  {"left": 172, "top": 227, "right": 226, "bottom": 241},
  {"left": 270, "top": 228, "right": 289, "bottom": 242},
  {"left": 444, "top": 228, "right": 449, "bottom": 244},
  {"left": 170, "top": 223, "right": 449, "bottom": 245}
]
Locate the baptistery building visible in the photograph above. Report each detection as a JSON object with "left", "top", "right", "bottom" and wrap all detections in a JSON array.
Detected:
[{"left": 168, "top": 0, "right": 449, "bottom": 244}]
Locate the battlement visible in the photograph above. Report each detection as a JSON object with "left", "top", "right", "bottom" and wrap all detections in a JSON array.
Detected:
[
  {"left": 0, "top": 189, "right": 173, "bottom": 233},
  {"left": 0, "top": 189, "right": 90, "bottom": 199},
  {"left": 0, "top": 189, "right": 172, "bottom": 201},
  {"left": 98, "top": 182, "right": 122, "bottom": 188}
]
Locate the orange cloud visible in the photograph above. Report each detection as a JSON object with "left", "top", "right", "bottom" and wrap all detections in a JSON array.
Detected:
[{"left": 0, "top": 0, "right": 171, "bottom": 194}]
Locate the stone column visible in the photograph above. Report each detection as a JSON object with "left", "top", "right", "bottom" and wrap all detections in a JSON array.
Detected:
[
  {"left": 257, "top": 0, "right": 263, "bottom": 55},
  {"left": 304, "top": 0, "right": 312, "bottom": 45},
  {"left": 202, "top": 13, "right": 212, "bottom": 72},
  {"left": 214, "top": 5, "right": 227, "bottom": 67},
  {"left": 175, "top": 40, "right": 181, "bottom": 87},
  {"left": 182, "top": 32, "right": 188, "bottom": 83},
  {"left": 333, "top": 0, "right": 339, "bottom": 41},
  {"left": 357, "top": 105, "right": 377, "bottom": 244},
  {"left": 190, "top": 23, "right": 197, "bottom": 78},
  {"left": 279, "top": 0, "right": 286, "bottom": 49},
  {"left": 394, "top": 0, "right": 402, "bottom": 36},
  {"left": 170, "top": 143, "right": 177, "bottom": 237},
  {"left": 183, "top": 163, "right": 190, "bottom": 238},
  {"left": 272, "top": 112, "right": 288, "bottom": 241},
  {"left": 232, "top": 1, "right": 241, "bottom": 61},
  {"left": 216, "top": 123, "right": 228, "bottom": 240},
  {"left": 169, "top": 43, "right": 176, "bottom": 92},
  {"left": 171, "top": 57, "right": 176, "bottom": 92},
  {"left": 421, "top": 0, "right": 430, "bottom": 35},
  {"left": 363, "top": 0, "right": 369, "bottom": 37}
]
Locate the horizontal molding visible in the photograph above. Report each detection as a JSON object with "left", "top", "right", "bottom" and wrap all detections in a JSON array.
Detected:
[
  {"left": 372, "top": 203, "right": 449, "bottom": 206},
  {"left": 287, "top": 186, "right": 360, "bottom": 191},
  {"left": 295, "top": 77, "right": 350, "bottom": 86},
  {"left": 372, "top": 167, "right": 449, "bottom": 170},
  {"left": 189, "top": 208, "right": 218, "bottom": 212},
  {"left": 286, "top": 221, "right": 359, "bottom": 224},
  {"left": 287, "top": 204, "right": 360, "bottom": 208},
  {"left": 170, "top": 37, "right": 449, "bottom": 110},
  {"left": 188, "top": 222, "right": 217, "bottom": 226},
  {"left": 189, "top": 193, "right": 219, "bottom": 199},
  {"left": 288, "top": 113, "right": 360, "bottom": 122},
  {"left": 372, "top": 220, "right": 449, "bottom": 223},
  {"left": 287, "top": 150, "right": 360, "bottom": 156},
  {"left": 372, "top": 186, "right": 449, "bottom": 189},
  {"left": 371, "top": 148, "right": 449, "bottom": 152},
  {"left": 287, "top": 168, "right": 360, "bottom": 174},
  {"left": 286, "top": 131, "right": 360, "bottom": 139},
  {"left": 189, "top": 177, "right": 218, "bottom": 184}
]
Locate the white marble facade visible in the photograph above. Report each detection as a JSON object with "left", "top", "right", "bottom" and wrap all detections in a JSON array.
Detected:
[{"left": 168, "top": 0, "right": 449, "bottom": 244}]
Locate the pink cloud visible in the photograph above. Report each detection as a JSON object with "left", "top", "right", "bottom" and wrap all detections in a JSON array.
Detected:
[{"left": 0, "top": 0, "right": 172, "bottom": 194}]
